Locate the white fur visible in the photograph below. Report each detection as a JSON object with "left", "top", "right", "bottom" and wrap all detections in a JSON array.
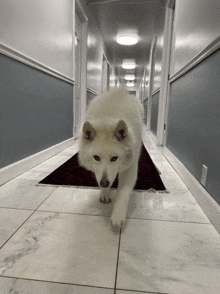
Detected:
[{"left": 78, "top": 88, "right": 144, "bottom": 229}]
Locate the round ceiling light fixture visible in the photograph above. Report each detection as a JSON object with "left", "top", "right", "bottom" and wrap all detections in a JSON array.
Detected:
[
  {"left": 125, "top": 74, "right": 135, "bottom": 80},
  {"left": 122, "top": 63, "right": 136, "bottom": 69},
  {"left": 117, "top": 36, "right": 138, "bottom": 45}
]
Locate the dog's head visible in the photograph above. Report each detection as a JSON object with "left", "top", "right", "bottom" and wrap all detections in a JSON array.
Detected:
[{"left": 78, "top": 120, "right": 133, "bottom": 188}]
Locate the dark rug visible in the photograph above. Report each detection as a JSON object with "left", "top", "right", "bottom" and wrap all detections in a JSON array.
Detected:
[{"left": 39, "top": 144, "right": 167, "bottom": 192}]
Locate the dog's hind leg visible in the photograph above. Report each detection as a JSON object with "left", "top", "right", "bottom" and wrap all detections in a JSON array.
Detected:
[
  {"left": 111, "top": 163, "right": 138, "bottom": 229},
  {"left": 100, "top": 187, "right": 112, "bottom": 203}
]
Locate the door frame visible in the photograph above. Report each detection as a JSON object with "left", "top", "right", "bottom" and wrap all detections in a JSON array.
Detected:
[
  {"left": 102, "top": 53, "right": 110, "bottom": 92},
  {"left": 146, "top": 36, "right": 157, "bottom": 131},
  {"left": 156, "top": 0, "right": 176, "bottom": 145},
  {"left": 73, "top": 0, "right": 88, "bottom": 137}
]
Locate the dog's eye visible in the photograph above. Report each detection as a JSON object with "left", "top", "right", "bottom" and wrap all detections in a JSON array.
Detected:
[
  {"left": 93, "top": 155, "right": 100, "bottom": 161},
  {"left": 110, "top": 156, "right": 118, "bottom": 162}
]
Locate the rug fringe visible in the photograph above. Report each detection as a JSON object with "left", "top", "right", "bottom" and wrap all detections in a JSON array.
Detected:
[
  {"left": 157, "top": 189, "right": 170, "bottom": 194},
  {"left": 145, "top": 188, "right": 156, "bottom": 193}
]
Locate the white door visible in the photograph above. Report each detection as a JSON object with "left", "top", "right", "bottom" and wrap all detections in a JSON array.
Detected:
[{"left": 74, "top": 12, "right": 82, "bottom": 136}]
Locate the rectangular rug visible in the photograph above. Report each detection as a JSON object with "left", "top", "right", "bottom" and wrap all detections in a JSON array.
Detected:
[{"left": 39, "top": 144, "right": 168, "bottom": 192}]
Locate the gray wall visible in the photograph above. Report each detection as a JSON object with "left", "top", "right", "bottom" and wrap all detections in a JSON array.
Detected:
[
  {"left": 167, "top": 49, "right": 220, "bottom": 205},
  {"left": 0, "top": 54, "right": 73, "bottom": 169},
  {"left": 150, "top": 91, "right": 160, "bottom": 136}
]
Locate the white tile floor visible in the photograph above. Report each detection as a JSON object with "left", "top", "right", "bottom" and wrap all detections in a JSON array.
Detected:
[{"left": 1, "top": 133, "right": 220, "bottom": 294}]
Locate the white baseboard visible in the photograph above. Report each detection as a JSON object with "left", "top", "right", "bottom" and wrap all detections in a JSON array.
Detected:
[
  {"left": 0, "top": 138, "right": 75, "bottom": 186},
  {"left": 164, "top": 147, "right": 220, "bottom": 235},
  {"left": 149, "top": 131, "right": 157, "bottom": 143}
]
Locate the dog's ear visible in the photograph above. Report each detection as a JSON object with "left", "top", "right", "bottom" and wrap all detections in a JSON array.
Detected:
[
  {"left": 114, "top": 120, "right": 128, "bottom": 141},
  {"left": 83, "top": 121, "right": 96, "bottom": 141}
]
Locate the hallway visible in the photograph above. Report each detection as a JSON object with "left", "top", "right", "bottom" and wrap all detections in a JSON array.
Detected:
[
  {"left": 1, "top": 0, "right": 220, "bottom": 293},
  {"left": 1, "top": 129, "right": 220, "bottom": 294}
]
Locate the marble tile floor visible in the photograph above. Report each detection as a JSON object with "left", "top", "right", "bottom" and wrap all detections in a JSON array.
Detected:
[{"left": 1, "top": 135, "right": 220, "bottom": 294}]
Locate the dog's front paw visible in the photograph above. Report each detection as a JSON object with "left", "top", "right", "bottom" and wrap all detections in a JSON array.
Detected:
[
  {"left": 100, "top": 189, "right": 112, "bottom": 204},
  {"left": 111, "top": 206, "right": 126, "bottom": 230}
]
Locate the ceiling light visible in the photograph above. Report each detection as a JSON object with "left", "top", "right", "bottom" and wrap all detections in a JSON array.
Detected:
[
  {"left": 117, "top": 36, "right": 138, "bottom": 45},
  {"left": 122, "top": 63, "right": 136, "bottom": 69},
  {"left": 125, "top": 74, "right": 135, "bottom": 80}
]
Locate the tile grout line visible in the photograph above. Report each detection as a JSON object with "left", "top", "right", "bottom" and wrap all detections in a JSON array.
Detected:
[
  {"left": 116, "top": 288, "right": 170, "bottom": 294},
  {"left": 27, "top": 208, "right": 212, "bottom": 225},
  {"left": 0, "top": 276, "right": 114, "bottom": 291},
  {"left": 0, "top": 204, "right": 211, "bottom": 225},
  {"left": 114, "top": 228, "right": 122, "bottom": 294},
  {"left": 34, "top": 187, "right": 58, "bottom": 212},
  {"left": 0, "top": 188, "right": 56, "bottom": 250},
  {"left": 0, "top": 209, "right": 35, "bottom": 250}
]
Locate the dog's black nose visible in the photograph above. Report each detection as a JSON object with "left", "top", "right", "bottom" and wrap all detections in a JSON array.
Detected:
[{"left": 100, "top": 177, "right": 109, "bottom": 188}]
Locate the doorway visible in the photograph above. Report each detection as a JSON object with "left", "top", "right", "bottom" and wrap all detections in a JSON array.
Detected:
[{"left": 156, "top": 0, "right": 176, "bottom": 145}]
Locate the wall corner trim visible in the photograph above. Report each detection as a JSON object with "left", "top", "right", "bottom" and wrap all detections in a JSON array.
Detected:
[
  {"left": 164, "top": 147, "right": 220, "bottom": 235},
  {"left": 0, "top": 42, "right": 74, "bottom": 85},
  {"left": 169, "top": 36, "right": 220, "bottom": 84},
  {"left": 87, "top": 87, "right": 100, "bottom": 95},
  {"left": 152, "top": 87, "right": 160, "bottom": 96},
  {"left": 0, "top": 138, "right": 76, "bottom": 186}
]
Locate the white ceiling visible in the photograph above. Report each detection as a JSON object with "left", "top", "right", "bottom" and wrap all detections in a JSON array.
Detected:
[{"left": 87, "top": 0, "right": 165, "bottom": 88}]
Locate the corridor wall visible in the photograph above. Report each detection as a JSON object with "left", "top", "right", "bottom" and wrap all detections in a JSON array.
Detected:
[
  {"left": 0, "top": 0, "right": 74, "bottom": 170},
  {"left": 165, "top": 0, "right": 220, "bottom": 205},
  {"left": 143, "top": 0, "right": 220, "bottom": 206},
  {"left": 167, "top": 49, "right": 220, "bottom": 206},
  {"left": 0, "top": 55, "right": 73, "bottom": 169}
]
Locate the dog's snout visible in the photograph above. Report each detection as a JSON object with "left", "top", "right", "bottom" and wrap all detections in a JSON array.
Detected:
[
  {"left": 100, "top": 173, "right": 109, "bottom": 188},
  {"left": 100, "top": 179, "right": 109, "bottom": 188}
]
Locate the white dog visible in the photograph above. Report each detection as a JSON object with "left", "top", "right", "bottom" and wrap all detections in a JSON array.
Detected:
[{"left": 78, "top": 88, "right": 144, "bottom": 229}]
